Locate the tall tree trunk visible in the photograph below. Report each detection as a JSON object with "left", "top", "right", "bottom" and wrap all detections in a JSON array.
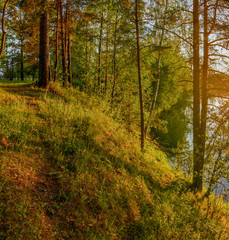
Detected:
[
  {"left": 54, "top": 0, "right": 59, "bottom": 82},
  {"left": 67, "top": 0, "right": 72, "bottom": 86},
  {"left": 39, "top": 0, "right": 50, "bottom": 89},
  {"left": 199, "top": 0, "right": 209, "bottom": 189},
  {"left": 0, "top": 0, "right": 11, "bottom": 59},
  {"left": 65, "top": 1, "right": 68, "bottom": 65},
  {"left": 17, "top": 66, "right": 19, "bottom": 80},
  {"left": 98, "top": 11, "right": 104, "bottom": 94},
  {"left": 85, "top": 23, "right": 89, "bottom": 90},
  {"left": 111, "top": 13, "right": 118, "bottom": 104},
  {"left": 105, "top": 21, "right": 109, "bottom": 93},
  {"left": 20, "top": 37, "right": 24, "bottom": 81},
  {"left": 49, "top": 62, "right": 52, "bottom": 82},
  {"left": 192, "top": 0, "right": 201, "bottom": 192},
  {"left": 135, "top": 0, "right": 145, "bottom": 150},
  {"left": 10, "top": 58, "right": 14, "bottom": 81},
  {"left": 60, "top": 0, "right": 67, "bottom": 86}
]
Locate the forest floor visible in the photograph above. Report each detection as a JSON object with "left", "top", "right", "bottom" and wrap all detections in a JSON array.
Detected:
[
  {"left": 0, "top": 82, "right": 229, "bottom": 240},
  {"left": 0, "top": 83, "right": 64, "bottom": 239}
]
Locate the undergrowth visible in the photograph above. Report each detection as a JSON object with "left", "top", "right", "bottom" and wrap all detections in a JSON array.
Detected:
[{"left": 0, "top": 82, "right": 228, "bottom": 239}]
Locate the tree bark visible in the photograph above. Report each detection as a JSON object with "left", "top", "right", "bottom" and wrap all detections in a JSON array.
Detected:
[
  {"left": 54, "top": 0, "right": 59, "bottom": 82},
  {"left": 65, "top": 1, "right": 68, "bottom": 64},
  {"left": 199, "top": 0, "right": 209, "bottom": 187},
  {"left": 10, "top": 57, "right": 14, "bottom": 81},
  {"left": 20, "top": 37, "right": 24, "bottom": 81},
  {"left": 38, "top": 0, "right": 50, "bottom": 89},
  {"left": 67, "top": 0, "right": 72, "bottom": 86},
  {"left": 60, "top": 0, "right": 67, "bottom": 86},
  {"left": 85, "top": 22, "right": 89, "bottom": 90},
  {"left": 0, "top": 0, "right": 11, "bottom": 59},
  {"left": 192, "top": 0, "right": 201, "bottom": 192},
  {"left": 111, "top": 13, "right": 118, "bottom": 104},
  {"left": 105, "top": 21, "right": 109, "bottom": 93},
  {"left": 98, "top": 11, "right": 104, "bottom": 94},
  {"left": 135, "top": 0, "right": 145, "bottom": 150}
]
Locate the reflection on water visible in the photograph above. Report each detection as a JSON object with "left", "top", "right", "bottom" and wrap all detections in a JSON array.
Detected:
[
  {"left": 152, "top": 95, "right": 229, "bottom": 200},
  {"left": 151, "top": 92, "right": 191, "bottom": 150}
]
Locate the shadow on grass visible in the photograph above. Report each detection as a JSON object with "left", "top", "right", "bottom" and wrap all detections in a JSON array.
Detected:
[
  {"left": 0, "top": 82, "right": 35, "bottom": 88},
  {"left": 0, "top": 82, "right": 66, "bottom": 101},
  {"left": 0, "top": 82, "right": 43, "bottom": 98}
]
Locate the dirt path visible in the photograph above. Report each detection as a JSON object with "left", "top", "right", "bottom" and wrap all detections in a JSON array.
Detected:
[{"left": 0, "top": 83, "right": 63, "bottom": 239}]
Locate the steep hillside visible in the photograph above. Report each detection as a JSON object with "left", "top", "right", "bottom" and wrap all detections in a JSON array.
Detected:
[{"left": 0, "top": 82, "right": 228, "bottom": 240}]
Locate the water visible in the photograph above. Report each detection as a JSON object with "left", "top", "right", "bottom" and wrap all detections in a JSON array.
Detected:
[
  {"left": 153, "top": 95, "right": 229, "bottom": 200},
  {"left": 215, "top": 178, "right": 229, "bottom": 200}
]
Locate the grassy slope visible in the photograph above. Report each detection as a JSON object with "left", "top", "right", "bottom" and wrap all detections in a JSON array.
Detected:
[{"left": 0, "top": 82, "right": 228, "bottom": 240}]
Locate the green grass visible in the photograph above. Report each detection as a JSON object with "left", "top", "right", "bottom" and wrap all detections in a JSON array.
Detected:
[{"left": 0, "top": 82, "right": 228, "bottom": 239}]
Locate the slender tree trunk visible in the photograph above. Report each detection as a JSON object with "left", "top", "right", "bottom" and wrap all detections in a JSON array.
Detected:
[
  {"left": 20, "top": 37, "right": 24, "bottom": 81},
  {"left": 85, "top": 23, "right": 89, "bottom": 89},
  {"left": 128, "top": 87, "right": 132, "bottom": 131},
  {"left": 17, "top": 67, "right": 19, "bottom": 81},
  {"left": 105, "top": 21, "right": 109, "bottom": 93},
  {"left": 49, "top": 62, "right": 52, "bottom": 82},
  {"left": 0, "top": 0, "right": 11, "bottom": 59},
  {"left": 67, "top": 0, "right": 72, "bottom": 86},
  {"left": 54, "top": 0, "right": 59, "bottom": 82},
  {"left": 10, "top": 58, "right": 14, "bottom": 81},
  {"left": 39, "top": 0, "right": 50, "bottom": 89},
  {"left": 67, "top": 27, "right": 72, "bottom": 86},
  {"left": 192, "top": 0, "right": 201, "bottom": 192},
  {"left": 111, "top": 13, "right": 118, "bottom": 104},
  {"left": 60, "top": 0, "right": 67, "bottom": 86},
  {"left": 98, "top": 11, "right": 104, "bottom": 94},
  {"left": 65, "top": 1, "right": 68, "bottom": 64},
  {"left": 135, "top": 0, "right": 145, "bottom": 150},
  {"left": 199, "top": 0, "right": 209, "bottom": 188}
]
